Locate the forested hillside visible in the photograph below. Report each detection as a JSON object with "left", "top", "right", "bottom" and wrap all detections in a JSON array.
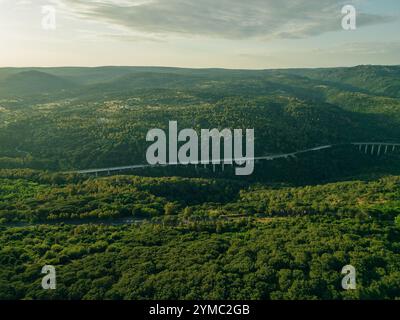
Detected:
[
  {"left": 1, "top": 170, "right": 400, "bottom": 224},
  {"left": 1, "top": 66, "right": 400, "bottom": 182},
  {"left": 1, "top": 65, "right": 400, "bottom": 300},
  {"left": 1, "top": 170, "right": 400, "bottom": 300}
]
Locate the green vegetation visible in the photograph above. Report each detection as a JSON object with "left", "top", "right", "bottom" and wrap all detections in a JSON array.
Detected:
[
  {"left": 1, "top": 66, "right": 400, "bottom": 300},
  {"left": 1, "top": 66, "right": 400, "bottom": 180},
  {"left": 1, "top": 170, "right": 400, "bottom": 224},
  {"left": 1, "top": 214, "right": 400, "bottom": 300},
  {"left": 1, "top": 171, "right": 400, "bottom": 299}
]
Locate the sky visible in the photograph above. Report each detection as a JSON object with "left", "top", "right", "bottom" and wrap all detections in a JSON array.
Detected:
[{"left": 0, "top": 0, "right": 399, "bottom": 69}]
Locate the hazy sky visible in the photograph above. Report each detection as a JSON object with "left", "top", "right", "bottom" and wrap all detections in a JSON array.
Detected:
[{"left": 1, "top": 0, "right": 399, "bottom": 68}]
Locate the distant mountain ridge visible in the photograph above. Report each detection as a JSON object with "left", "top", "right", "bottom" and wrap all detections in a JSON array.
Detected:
[
  {"left": 0, "top": 65, "right": 399, "bottom": 99},
  {"left": 0, "top": 70, "right": 76, "bottom": 97}
]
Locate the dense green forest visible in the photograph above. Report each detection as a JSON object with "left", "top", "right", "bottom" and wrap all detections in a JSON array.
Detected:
[
  {"left": 1, "top": 66, "right": 400, "bottom": 300},
  {"left": 1, "top": 170, "right": 400, "bottom": 300},
  {"left": 1, "top": 170, "right": 400, "bottom": 224},
  {"left": 1, "top": 66, "right": 400, "bottom": 180}
]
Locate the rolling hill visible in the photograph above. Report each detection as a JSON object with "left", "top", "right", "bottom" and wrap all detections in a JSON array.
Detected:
[
  {"left": 0, "top": 65, "right": 399, "bottom": 182},
  {"left": 0, "top": 70, "right": 77, "bottom": 97}
]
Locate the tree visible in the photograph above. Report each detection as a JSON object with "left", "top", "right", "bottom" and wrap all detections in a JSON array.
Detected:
[
  {"left": 395, "top": 215, "right": 400, "bottom": 228},
  {"left": 164, "top": 202, "right": 179, "bottom": 215}
]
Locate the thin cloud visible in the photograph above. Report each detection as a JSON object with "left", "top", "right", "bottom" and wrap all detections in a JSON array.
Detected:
[{"left": 50, "top": 0, "right": 396, "bottom": 40}]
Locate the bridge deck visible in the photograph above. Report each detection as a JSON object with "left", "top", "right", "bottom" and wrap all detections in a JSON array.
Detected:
[{"left": 73, "top": 142, "right": 399, "bottom": 175}]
